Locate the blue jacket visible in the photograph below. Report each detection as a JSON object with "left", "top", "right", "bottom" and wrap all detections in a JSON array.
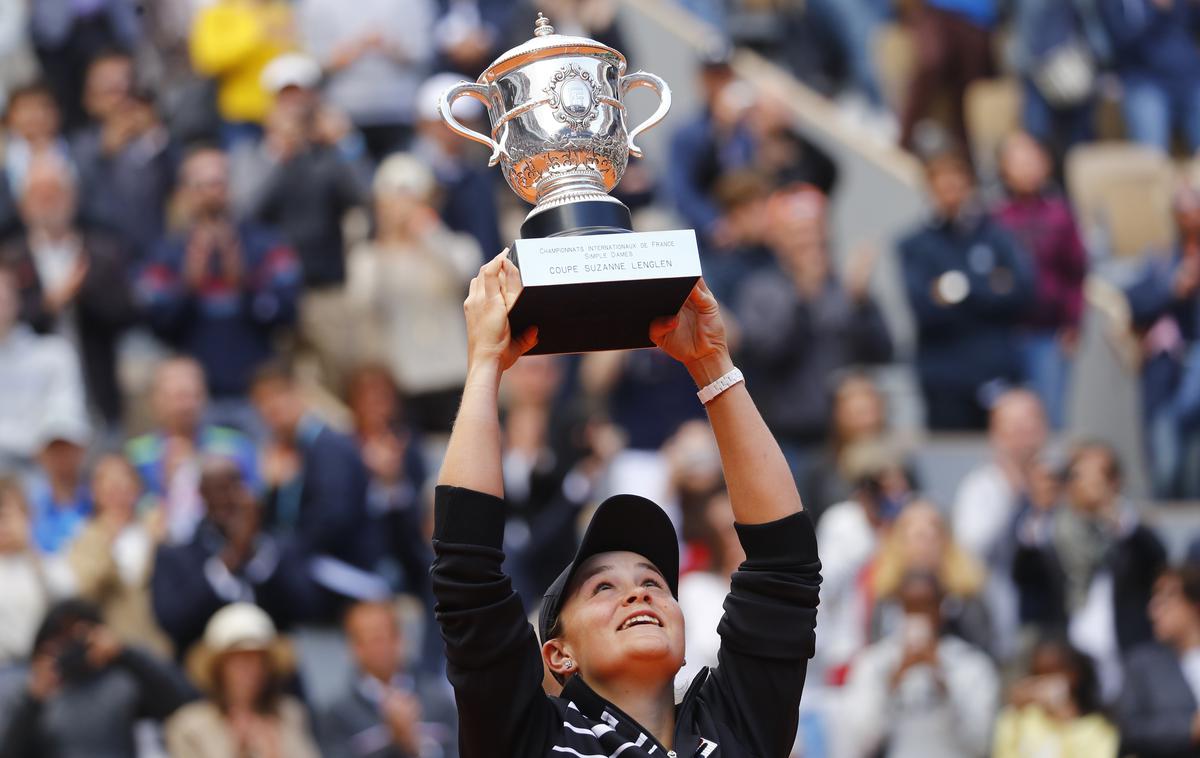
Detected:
[
  {"left": 899, "top": 212, "right": 1035, "bottom": 392},
  {"left": 137, "top": 223, "right": 300, "bottom": 398},
  {"left": 1126, "top": 250, "right": 1200, "bottom": 342},
  {"left": 1099, "top": 0, "right": 1200, "bottom": 82},
  {"left": 666, "top": 111, "right": 755, "bottom": 238}
]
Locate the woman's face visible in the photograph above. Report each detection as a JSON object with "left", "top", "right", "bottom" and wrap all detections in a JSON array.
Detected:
[
  {"left": 548, "top": 551, "right": 685, "bottom": 686},
  {"left": 91, "top": 459, "right": 140, "bottom": 524},
  {"left": 1000, "top": 133, "right": 1050, "bottom": 196},
  {"left": 833, "top": 380, "right": 885, "bottom": 443},
  {"left": 1150, "top": 575, "right": 1200, "bottom": 647},
  {"left": 895, "top": 504, "right": 945, "bottom": 570},
  {"left": 218, "top": 650, "right": 270, "bottom": 708}
]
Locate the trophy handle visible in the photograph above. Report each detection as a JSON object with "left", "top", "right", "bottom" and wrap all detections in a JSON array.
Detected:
[
  {"left": 439, "top": 81, "right": 504, "bottom": 167},
  {"left": 621, "top": 72, "right": 672, "bottom": 159}
]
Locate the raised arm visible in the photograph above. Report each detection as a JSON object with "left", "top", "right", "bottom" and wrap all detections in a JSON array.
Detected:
[
  {"left": 651, "top": 279, "right": 803, "bottom": 524},
  {"left": 437, "top": 251, "right": 538, "bottom": 495}
]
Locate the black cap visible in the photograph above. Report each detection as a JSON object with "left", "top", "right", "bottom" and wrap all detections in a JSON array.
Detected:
[{"left": 538, "top": 494, "right": 679, "bottom": 643}]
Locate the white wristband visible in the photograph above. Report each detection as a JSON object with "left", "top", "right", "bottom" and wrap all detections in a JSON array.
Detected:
[{"left": 696, "top": 367, "right": 744, "bottom": 405}]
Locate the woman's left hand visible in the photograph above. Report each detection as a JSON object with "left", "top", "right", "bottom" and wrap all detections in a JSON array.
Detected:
[{"left": 649, "top": 279, "right": 732, "bottom": 385}]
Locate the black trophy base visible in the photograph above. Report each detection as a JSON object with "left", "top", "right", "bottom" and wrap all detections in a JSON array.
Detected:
[{"left": 508, "top": 200, "right": 698, "bottom": 355}]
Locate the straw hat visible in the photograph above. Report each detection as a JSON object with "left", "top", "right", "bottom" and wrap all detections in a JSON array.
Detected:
[{"left": 185, "top": 603, "right": 295, "bottom": 693}]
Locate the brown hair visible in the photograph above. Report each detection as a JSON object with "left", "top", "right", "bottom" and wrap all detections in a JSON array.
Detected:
[
  {"left": 872, "top": 500, "right": 986, "bottom": 599},
  {"left": 210, "top": 650, "right": 285, "bottom": 716}
]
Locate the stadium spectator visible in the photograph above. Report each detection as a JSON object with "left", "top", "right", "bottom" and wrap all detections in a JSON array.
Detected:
[
  {"left": 348, "top": 153, "right": 480, "bottom": 434},
  {"left": 697, "top": 171, "right": 774, "bottom": 305},
  {"left": 0, "top": 477, "right": 68, "bottom": 668},
  {"left": 994, "top": 132, "right": 1088, "bottom": 429},
  {"left": 345, "top": 364, "right": 430, "bottom": 599},
  {"left": 298, "top": 0, "right": 435, "bottom": 161},
  {"left": 242, "top": 97, "right": 365, "bottom": 394},
  {"left": 127, "top": 356, "right": 259, "bottom": 544},
  {"left": 677, "top": 490, "right": 743, "bottom": 685},
  {"left": 816, "top": 441, "right": 918, "bottom": 680},
  {"left": 802, "top": 372, "right": 892, "bottom": 519},
  {"left": 151, "top": 455, "right": 318, "bottom": 655},
  {"left": 26, "top": 419, "right": 91, "bottom": 559},
  {"left": 898, "top": 0, "right": 998, "bottom": 152},
  {"left": 733, "top": 184, "right": 891, "bottom": 475},
  {"left": 71, "top": 52, "right": 177, "bottom": 260},
  {"left": 29, "top": 0, "right": 140, "bottom": 131},
  {"left": 67, "top": 454, "right": 172, "bottom": 657},
  {"left": 138, "top": 146, "right": 301, "bottom": 433},
  {"left": 870, "top": 500, "right": 994, "bottom": 656},
  {"left": 188, "top": 0, "right": 297, "bottom": 143},
  {"left": 835, "top": 571, "right": 999, "bottom": 758},
  {"left": 993, "top": 638, "right": 1118, "bottom": 758},
  {"left": 1126, "top": 182, "right": 1200, "bottom": 499},
  {"left": 413, "top": 72, "right": 502, "bottom": 258},
  {"left": 166, "top": 602, "right": 320, "bottom": 758},
  {"left": 1098, "top": 0, "right": 1200, "bottom": 152},
  {"left": 900, "top": 146, "right": 1035, "bottom": 430},
  {"left": 322, "top": 599, "right": 458, "bottom": 758},
  {"left": 1117, "top": 564, "right": 1200, "bottom": 758},
  {"left": 0, "top": 598, "right": 193, "bottom": 757},
  {"left": 0, "top": 266, "right": 88, "bottom": 472},
  {"left": 1013, "top": 442, "right": 1168, "bottom": 700},
  {"left": 251, "top": 361, "right": 384, "bottom": 612},
  {"left": 2, "top": 152, "right": 137, "bottom": 426},
  {"left": 0, "top": 82, "right": 73, "bottom": 233}
]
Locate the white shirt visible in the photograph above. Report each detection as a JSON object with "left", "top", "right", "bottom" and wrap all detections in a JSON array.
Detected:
[
  {"left": 814, "top": 499, "right": 878, "bottom": 672},
  {"left": 677, "top": 571, "right": 729, "bottom": 688},
  {"left": 952, "top": 462, "right": 1018, "bottom": 563},
  {"left": 0, "top": 326, "right": 88, "bottom": 459}
]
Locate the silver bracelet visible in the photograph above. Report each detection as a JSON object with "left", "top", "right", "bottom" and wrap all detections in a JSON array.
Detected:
[{"left": 696, "top": 367, "right": 744, "bottom": 405}]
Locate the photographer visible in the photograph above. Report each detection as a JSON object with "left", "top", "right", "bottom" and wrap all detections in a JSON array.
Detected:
[{"left": 0, "top": 599, "right": 194, "bottom": 757}]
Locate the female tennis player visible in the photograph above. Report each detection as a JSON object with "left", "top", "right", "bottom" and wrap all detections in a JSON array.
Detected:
[{"left": 431, "top": 252, "right": 821, "bottom": 758}]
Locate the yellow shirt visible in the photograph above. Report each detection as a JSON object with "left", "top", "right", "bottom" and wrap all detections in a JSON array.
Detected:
[
  {"left": 993, "top": 705, "right": 1119, "bottom": 758},
  {"left": 189, "top": 0, "right": 295, "bottom": 124}
]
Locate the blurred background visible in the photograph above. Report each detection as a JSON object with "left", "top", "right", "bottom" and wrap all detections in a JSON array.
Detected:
[{"left": 1, "top": 0, "right": 1200, "bottom": 756}]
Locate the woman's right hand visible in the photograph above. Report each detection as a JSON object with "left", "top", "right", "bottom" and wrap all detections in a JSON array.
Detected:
[{"left": 463, "top": 251, "right": 538, "bottom": 374}]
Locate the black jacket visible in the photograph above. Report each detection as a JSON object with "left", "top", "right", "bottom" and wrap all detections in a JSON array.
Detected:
[
  {"left": 430, "top": 485, "right": 822, "bottom": 758},
  {"left": 1117, "top": 643, "right": 1200, "bottom": 758}
]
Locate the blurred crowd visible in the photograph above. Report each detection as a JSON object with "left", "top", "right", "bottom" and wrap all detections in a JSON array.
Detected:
[{"left": 0, "top": 0, "right": 1198, "bottom": 757}]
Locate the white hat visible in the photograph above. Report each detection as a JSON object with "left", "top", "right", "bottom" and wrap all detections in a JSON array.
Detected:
[
  {"left": 37, "top": 414, "right": 91, "bottom": 450},
  {"left": 373, "top": 153, "right": 436, "bottom": 198},
  {"left": 417, "top": 72, "right": 485, "bottom": 123},
  {"left": 261, "top": 53, "right": 323, "bottom": 94},
  {"left": 186, "top": 603, "right": 295, "bottom": 692}
]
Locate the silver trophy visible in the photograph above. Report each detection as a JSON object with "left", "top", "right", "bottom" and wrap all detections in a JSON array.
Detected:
[{"left": 438, "top": 13, "right": 699, "bottom": 354}]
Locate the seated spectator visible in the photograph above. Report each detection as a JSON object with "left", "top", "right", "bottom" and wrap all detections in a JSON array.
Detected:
[
  {"left": 870, "top": 500, "right": 994, "bottom": 656},
  {"left": 994, "top": 638, "right": 1118, "bottom": 758},
  {"left": 251, "top": 361, "right": 385, "bottom": 611},
  {"left": 816, "top": 441, "right": 918, "bottom": 681},
  {"left": 151, "top": 456, "right": 318, "bottom": 655},
  {"left": 677, "top": 490, "right": 743, "bottom": 686},
  {"left": 412, "top": 72, "right": 502, "bottom": 258},
  {"left": 348, "top": 154, "right": 480, "bottom": 434},
  {"left": 1126, "top": 182, "right": 1200, "bottom": 499},
  {"left": 67, "top": 454, "right": 172, "bottom": 657},
  {"left": 899, "top": 0, "right": 998, "bottom": 151},
  {"left": 322, "top": 600, "right": 457, "bottom": 758},
  {"left": 166, "top": 602, "right": 319, "bottom": 757},
  {"left": 138, "top": 145, "right": 301, "bottom": 432},
  {"left": 1098, "top": 0, "right": 1200, "bottom": 152},
  {"left": 0, "top": 599, "right": 194, "bottom": 757},
  {"left": 1, "top": 82, "right": 73, "bottom": 229},
  {"left": 747, "top": 97, "right": 838, "bottom": 196},
  {"left": 0, "top": 265, "right": 88, "bottom": 472},
  {"left": 1013, "top": 441, "right": 1167, "bottom": 700},
  {"left": 298, "top": 0, "right": 434, "bottom": 161},
  {"left": 994, "top": 132, "right": 1088, "bottom": 429},
  {"left": 127, "top": 356, "right": 259, "bottom": 544},
  {"left": 899, "top": 146, "right": 1034, "bottom": 430},
  {"left": 953, "top": 389, "right": 1048, "bottom": 565},
  {"left": 26, "top": 419, "right": 92, "bottom": 559},
  {"left": 0, "top": 477, "right": 69, "bottom": 668},
  {"left": 835, "top": 572, "right": 999, "bottom": 758},
  {"left": 188, "top": 0, "right": 297, "bottom": 142},
  {"left": 699, "top": 171, "right": 775, "bottom": 305},
  {"left": 431, "top": 0, "right": 512, "bottom": 78},
  {"left": 71, "top": 51, "right": 176, "bottom": 260},
  {"left": 345, "top": 364, "right": 429, "bottom": 598},
  {"left": 802, "top": 372, "right": 892, "bottom": 520},
  {"left": 733, "top": 183, "right": 891, "bottom": 476},
  {"left": 1, "top": 152, "right": 137, "bottom": 427},
  {"left": 1117, "top": 564, "right": 1200, "bottom": 758},
  {"left": 242, "top": 95, "right": 365, "bottom": 394}
]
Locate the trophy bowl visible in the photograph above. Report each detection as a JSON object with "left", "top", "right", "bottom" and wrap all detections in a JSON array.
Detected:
[{"left": 438, "top": 13, "right": 670, "bottom": 238}]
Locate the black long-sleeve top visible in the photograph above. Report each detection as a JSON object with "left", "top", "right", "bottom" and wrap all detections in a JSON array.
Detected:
[{"left": 430, "top": 485, "right": 822, "bottom": 758}]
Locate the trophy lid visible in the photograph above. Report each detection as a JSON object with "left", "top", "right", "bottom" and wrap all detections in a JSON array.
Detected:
[{"left": 478, "top": 12, "right": 626, "bottom": 82}]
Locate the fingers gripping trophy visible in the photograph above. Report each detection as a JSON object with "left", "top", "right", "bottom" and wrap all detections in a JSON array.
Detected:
[{"left": 439, "top": 12, "right": 702, "bottom": 354}]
